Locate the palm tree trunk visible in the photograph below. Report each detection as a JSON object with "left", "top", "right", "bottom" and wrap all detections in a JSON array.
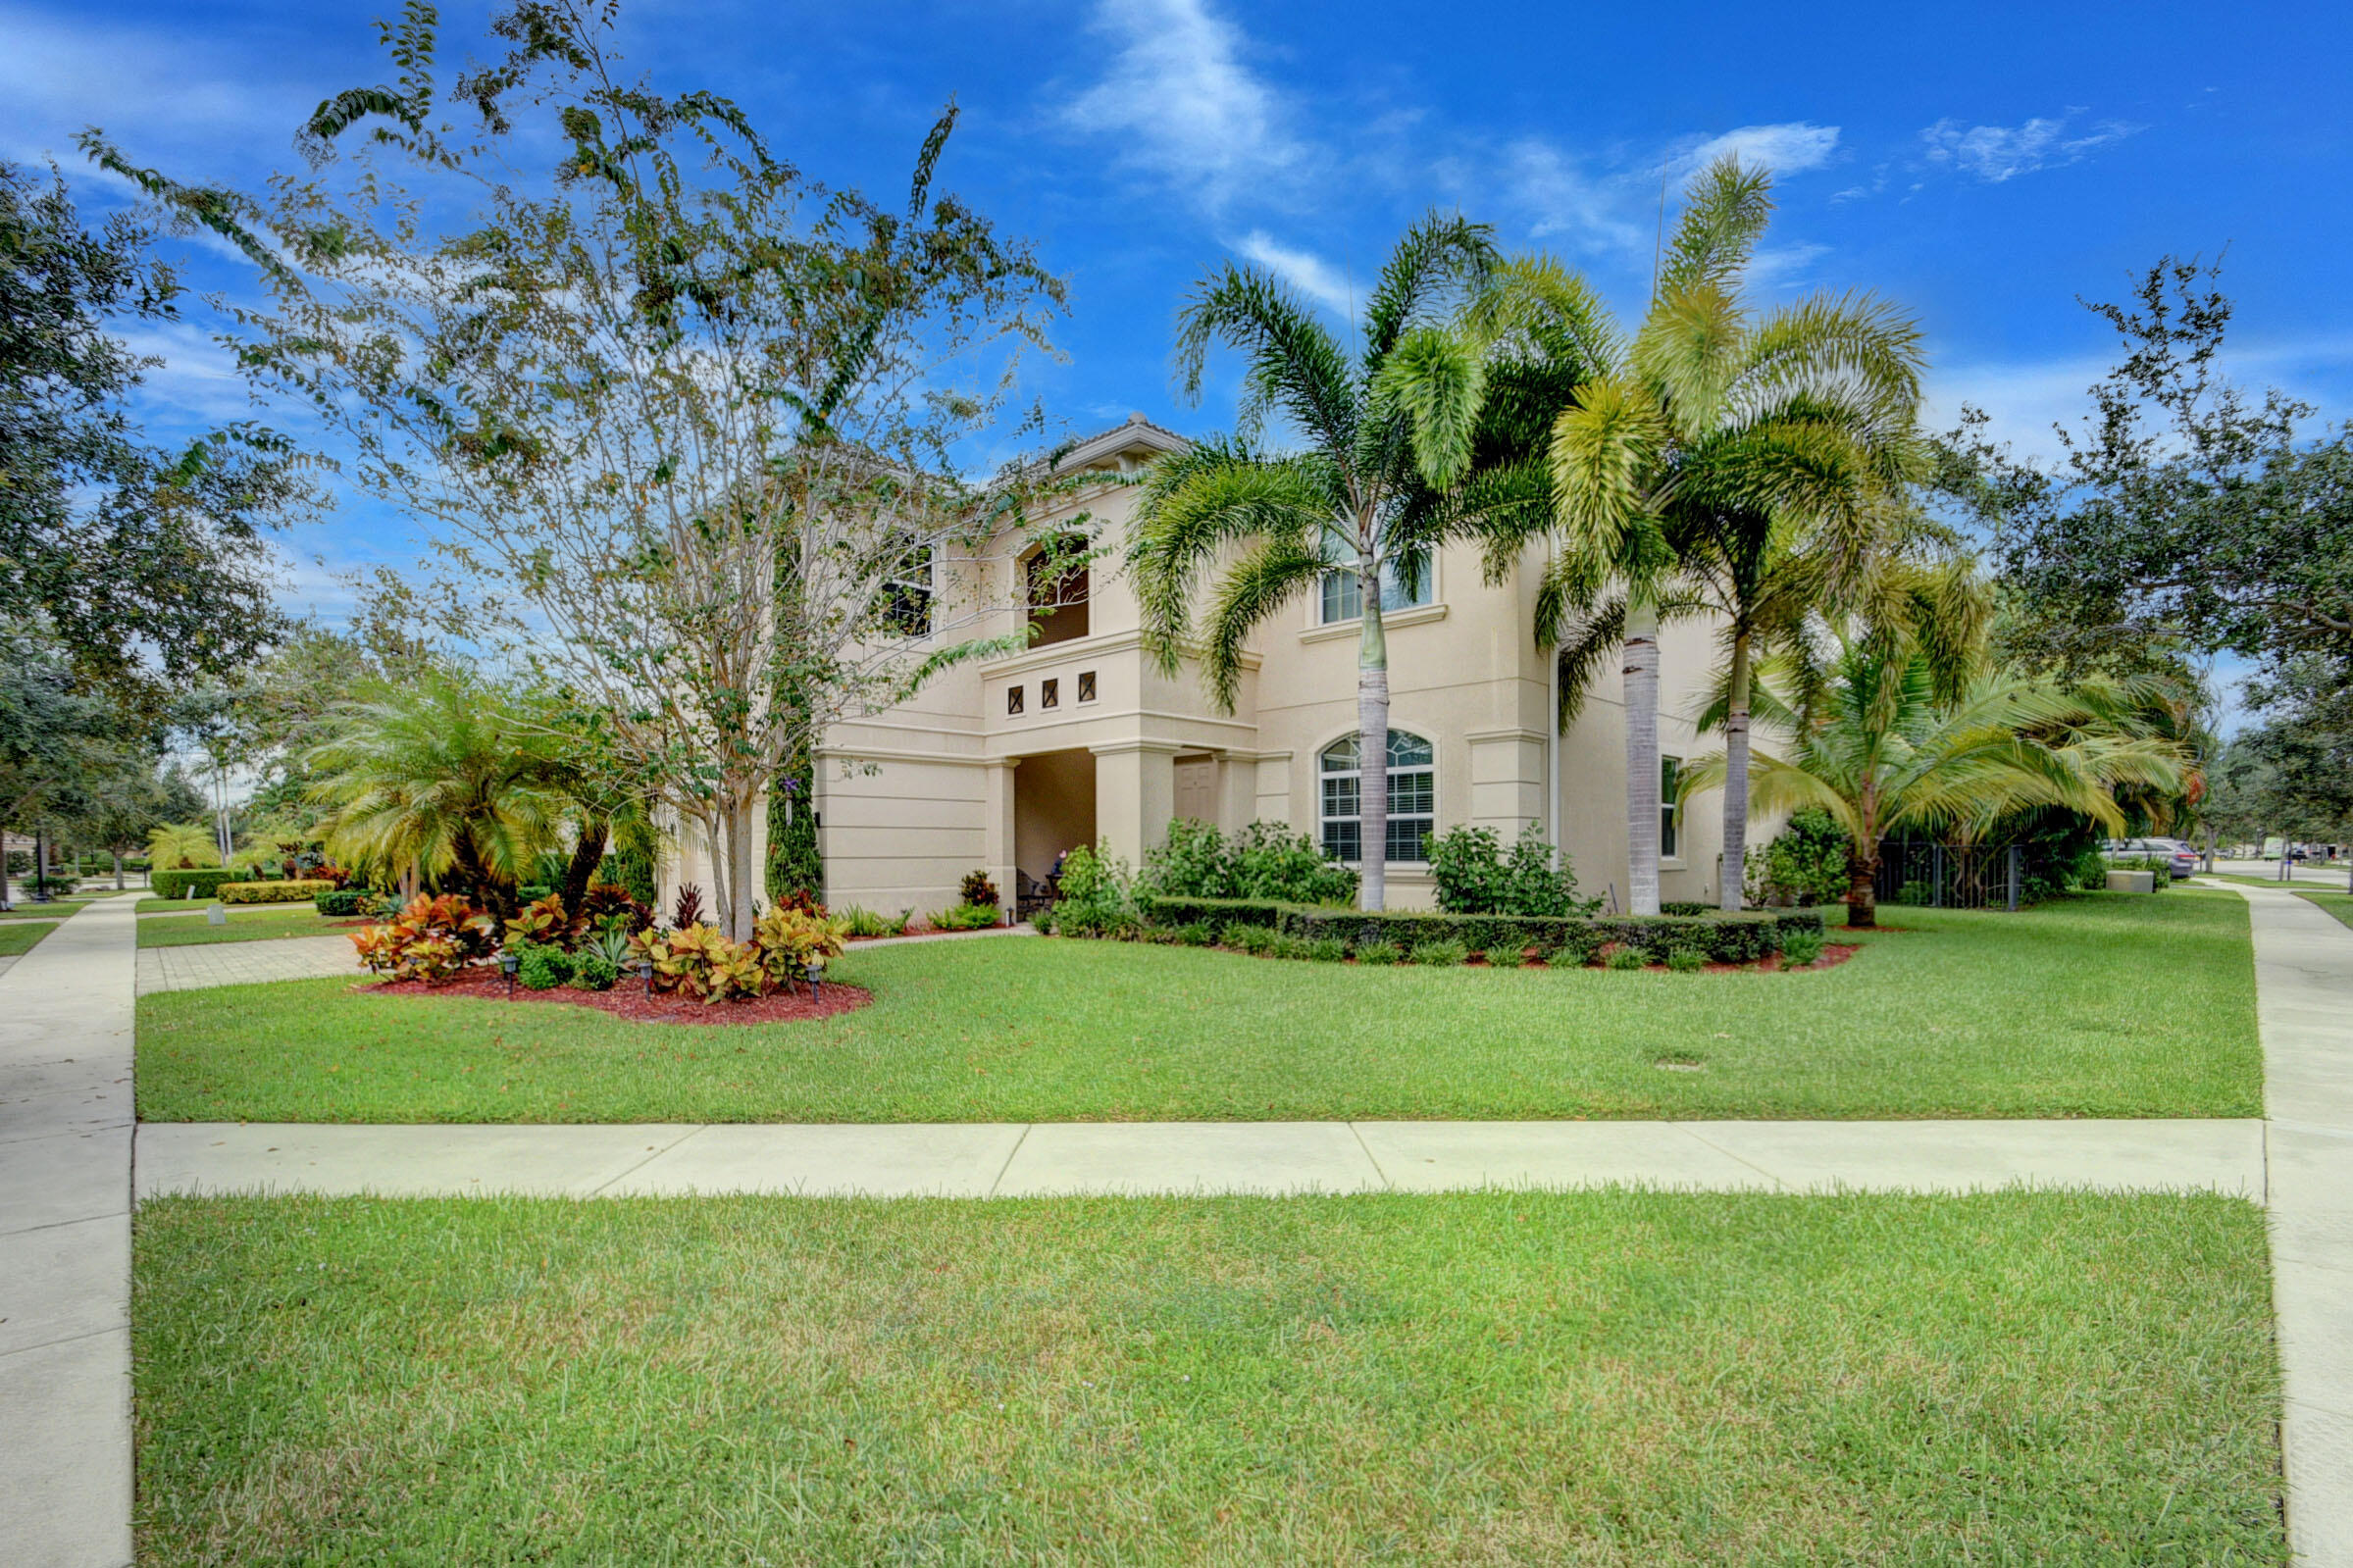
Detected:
[
  {"left": 1357, "top": 557, "right": 1389, "bottom": 913},
  {"left": 559, "top": 819, "right": 608, "bottom": 919},
  {"left": 1847, "top": 781, "right": 1878, "bottom": 928},
  {"left": 1846, "top": 849, "right": 1879, "bottom": 929},
  {"left": 1718, "top": 630, "right": 1753, "bottom": 912},
  {"left": 1622, "top": 594, "right": 1662, "bottom": 917}
]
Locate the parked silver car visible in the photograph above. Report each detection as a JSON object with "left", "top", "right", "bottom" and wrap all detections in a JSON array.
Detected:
[{"left": 2102, "top": 837, "right": 2202, "bottom": 879}]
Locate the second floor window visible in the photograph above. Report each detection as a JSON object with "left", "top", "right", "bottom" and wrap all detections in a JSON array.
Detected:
[{"left": 1318, "top": 545, "right": 1433, "bottom": 625}]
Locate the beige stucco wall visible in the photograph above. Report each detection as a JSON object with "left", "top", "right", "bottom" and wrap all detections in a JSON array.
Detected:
[{"left": 659, "top": 417, "right": 1755, "bottom": 918}]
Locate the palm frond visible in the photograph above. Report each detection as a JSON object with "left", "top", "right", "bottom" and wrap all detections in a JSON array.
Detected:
[
  {"left": 1173, "top": 264, "right": 1357, "bottom": 451},
  {"left": 1358, "top": 211, "right": 1498, "bottom": 367},
  {"left": 1656, "top": 157, "right": 1773, "bottom": 301},
  {"left": 1201, "top": 539, "right": 1324, "bottom": 712}
]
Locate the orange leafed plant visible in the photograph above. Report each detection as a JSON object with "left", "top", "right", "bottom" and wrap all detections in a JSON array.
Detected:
[{"left": 351, "top": 894, "right": 497, "bottom": 983}]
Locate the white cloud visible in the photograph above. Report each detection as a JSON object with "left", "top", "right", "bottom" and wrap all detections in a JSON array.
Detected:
[
  {"left": 1233, "top": 230, "right": 1356, "bottom": 316},
  {"left": 1505, "top": 139, "right": 1647, "bottom": 256},
  {"left": 1744, "top": 242, "right": 1830, "bottom": 290},
  {"left": 1918, "top": 113, "right": 2142, "bottom": 182},
  {"left": 1062, "top": 0, "right": 1305, "bottom": 210},
  {"left": 1676, "top": 122, "right": 1841, "bottom": 177},
  {"left": 0, "top": 4, "right": 292, "bottom": 166}
]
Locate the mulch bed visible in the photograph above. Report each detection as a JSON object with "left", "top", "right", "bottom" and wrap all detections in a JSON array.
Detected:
[{"left": 363, "top": 970, "right": 873, "bottom": 1026}]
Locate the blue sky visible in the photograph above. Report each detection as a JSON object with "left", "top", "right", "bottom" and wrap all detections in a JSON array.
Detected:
[{"left": 7, "top": 0, "right": 2351, "bottom": 674}]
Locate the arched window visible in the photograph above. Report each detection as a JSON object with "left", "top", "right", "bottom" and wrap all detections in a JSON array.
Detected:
[{"left": 1319, "top": 731, "right": 1435, "bottom": 865}]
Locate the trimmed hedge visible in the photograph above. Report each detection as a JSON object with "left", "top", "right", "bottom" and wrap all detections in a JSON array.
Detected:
[
  {"left": 218, "top": 880, "right": 336, "bottom": 905},
  {"left": 1130, "top": 895, "right": 1823, "bottom": 964},
  {"left": 316, "top": 888, "right": 371, "bottom": 917},
  {"left": 153, "top": 869, "right": 236, "bottom": 901}
]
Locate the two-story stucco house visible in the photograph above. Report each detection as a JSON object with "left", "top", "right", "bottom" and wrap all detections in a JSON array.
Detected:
[{"left": 662, "top": 413, "right": 1736, "bottom": 916}]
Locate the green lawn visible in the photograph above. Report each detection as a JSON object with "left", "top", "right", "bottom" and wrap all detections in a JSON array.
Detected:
[
  {"left": 133, "top": 1189, "right": 2285, "bottom": 1566},
  {"left": 136, "top": 907, "right": 364, "bottom": 947},
  {"left": 136, "top": 894, "right": 314, "bottom": 914},
  {"left": 137, "top": 893, "right": 2263, "bottom": 1124},
  {"left": 0, "top": 919, "right": 60, "bottom": 957},
  {"left": 0, "top": 898, "right": 90, "bottom": 921}
]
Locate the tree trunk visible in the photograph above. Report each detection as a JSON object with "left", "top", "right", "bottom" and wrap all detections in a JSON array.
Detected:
[
  {"left": 113, "top": 849, "right": 124, "bottom": 890},
  {"left": 1621, "top": 595, "right": 1662, "bottom": 917},
  {"left": 0, "top": 821, "right": 12, "bottom": 909},
  {"left": 559, "top": 819, "right": 608, "bottom": 919},
  {"left": 721, "top": 793, "right": 760, "bottom": 942},
  {"left": 1845, "top": 851, "right": 1879, "bottom": 929},
  {"left": 1718, "top": 630, "right": 1753, "bottom": 912},
  {"left": 1356, "top": 556, "right": 1390, "bottom": 913}
]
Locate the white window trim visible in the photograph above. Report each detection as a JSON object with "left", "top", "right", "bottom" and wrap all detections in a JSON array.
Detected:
[
  {"left": 1317, "top": 730, "right": 1437, "bottom": 867},
  {"left": 1306, "top": 543, "right": 1441, "bottom": 630}
]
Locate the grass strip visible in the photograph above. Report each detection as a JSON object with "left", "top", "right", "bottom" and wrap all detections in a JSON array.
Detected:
[
  {"left": 137, "top": 894, "right": 2263, "bottom": 1124},
  {"left": 134, "top": 1189, "right": 2286, "bottom": 1566},
  {"left": 137, "top": 908, "right": 362, "bottom": 948},
  {"left": 0, "top": 919, "right": 60, "bottom": 957}
]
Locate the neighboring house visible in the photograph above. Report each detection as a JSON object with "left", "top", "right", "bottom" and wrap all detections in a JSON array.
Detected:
[{"left": 662, "top": 413, "right": 1736, "bottom": 915}]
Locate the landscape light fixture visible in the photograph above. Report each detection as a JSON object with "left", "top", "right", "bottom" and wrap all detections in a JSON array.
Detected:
[
  {"left": 637, "top": 956, "right": 656, "bottom": 994},
  {"left": 804, "top": 954, "right": 825, "bottom": 1003},
  {"left": 498, "top": 950, "right": 520, "bottom": 997}
]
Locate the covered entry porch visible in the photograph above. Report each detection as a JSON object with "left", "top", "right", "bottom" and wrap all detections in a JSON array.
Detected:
[{"left": 987, "top": 742, "right": 1235, "bottom": 914}]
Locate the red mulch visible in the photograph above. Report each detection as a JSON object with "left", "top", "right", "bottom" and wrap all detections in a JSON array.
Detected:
[{"left": 363, "top": 970, "right": 873, "bottom": 1025}]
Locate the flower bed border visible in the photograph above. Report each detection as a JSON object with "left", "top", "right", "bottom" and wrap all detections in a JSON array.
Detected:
[{"left": 363, "top": 970, "right": 873, "bottom": 1025}]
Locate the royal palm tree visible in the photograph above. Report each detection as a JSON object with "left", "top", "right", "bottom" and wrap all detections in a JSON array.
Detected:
[
  {"left": 1129, "top": 215, "right": 1497, "bottom": 910},
  {"left": 306, "top": 674, "right": 563, "bottom": 917},
  {"left": 1438, "top": 159, "right": 1928, "bottom": 915},
  {"left": 1682, "top": 632, "right": 2189, "bottom": 926}
]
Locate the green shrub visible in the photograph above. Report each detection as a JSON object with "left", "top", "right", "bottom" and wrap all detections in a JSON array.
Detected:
[
  {"left": 517, "top": 884, "right": 553, "bottom": 905},
  {"left": 1050, "top": 842, "right": 1134, "bottom": 936},
  {"left": 1606, "top": 946, "right": 1648, "bottom": 971},
  {"left": 934, "top": 902, "right": 1001, "bottom": 932},
  {"left": 1356, "top": 939, "right": 1403, "bottom": 966},
  {"left": 838, "top": 906, "right": 911, "bottom": 938},
  {"left": 1232, "top": 925, "right": 1277, "bottom": 956},
  {"left": 570, "top": 955, "right": 620, "bottom": 991},
  {"left": 1780, "top": 930, "right": 1825, "bottom": 967},
  {"left": 959, "top": 869, "right": 1000, "bottom": 908},
  {"left": 511, "top": 940, "right": 576, "bottom": 991},
  {"left": 1033, "top": 908, "right": 1057, "bottom": 936},
  {"left": 1665, "top": 945, "right": 1707, "bottom": 973},
  {"left": 1305, "top": 936, "right": 1349, "bottom": 963},
  {"left": 1659, "top": 901, "right": 1711, "bottom": 917},
  {"left": 1175, "top": 921, "right": 1216, "bottom": 947},
  {"left": 316, "top": 889, "right": 370, "bottom": 917},
  {"left": 1136, "top": 819, "right": 1356, "bottom": 906},
  {"left": 154, "top": 868, "right": 236, "bottom": 901},
  {"left": 1266, "top": 931, "right": 1311, "bottom": 960},
  {"left": 1430, "top": 821, "right": 1598, "bottom": 917},
  {"left": 219, "top": 879, "right": 335, "bottom": 905},
  {"left": 1485, "top": 944, "right": 1525, "bottom": 968},
  {"left": 1409, "top": 937, "right": 1468, "bottom": 967},
  {"left": 1746, "top": 807, "right": 1852, "bottom": 906},
  {"left": 1135, "top": 894, "right": 1287, "bottom": 931}
]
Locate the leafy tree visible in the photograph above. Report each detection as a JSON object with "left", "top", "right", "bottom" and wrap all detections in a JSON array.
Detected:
[
  {"left": 1127, "top": 214, "right": 1497, "bottom": 910},
  {"left": 0, "top": 162, "right": 304, "bottom": 716},
  {"left": 1685, "top": 633, "right": 2188, "bottom": 925},
  {"left": 85, "top": 1, "right": 1068, "bottom": 939},
  {"left": 1948, "top": 257, "right": 2350, "bottom": 685},
  {"left": 0, "top": 617, "right": 137, "bottom": 905}
]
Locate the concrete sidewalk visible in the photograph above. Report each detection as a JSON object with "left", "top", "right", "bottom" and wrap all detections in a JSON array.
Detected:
[
  {"left": 2219, "top": 881, "right": 2353, "bottom": 1565},
  {"left": 0, "top": 893, "right": 135, "bottom": 1568},
  {"left": 135, "top": 1115, "right": 2267, "bottom": 1200}
]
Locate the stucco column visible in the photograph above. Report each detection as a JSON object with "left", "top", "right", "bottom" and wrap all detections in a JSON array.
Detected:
[
  {"left": 1090, "top": 739, "right": 1182, "bottom": 869},
  {"left": 985, "top": 759, "right": 1019, "bottom": 911}
]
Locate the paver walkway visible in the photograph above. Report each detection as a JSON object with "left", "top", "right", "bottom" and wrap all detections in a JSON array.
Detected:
[
  {"left": 0, "top": 893, "right": 135, "bottom": 1568},
  {"left": 136, "top": 933, "right": 354, "bottom": 994}
]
